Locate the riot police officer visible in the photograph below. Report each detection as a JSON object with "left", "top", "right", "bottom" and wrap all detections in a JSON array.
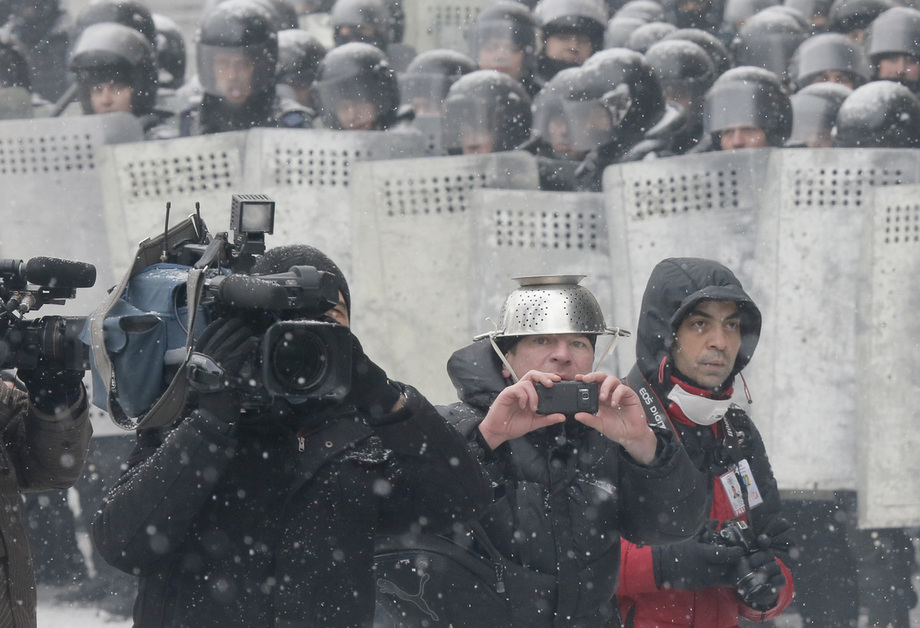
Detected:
[{"left": 180, "top": 0, "right": 311, "bottom": 136}]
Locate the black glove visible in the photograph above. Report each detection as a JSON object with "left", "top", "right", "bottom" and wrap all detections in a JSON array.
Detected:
[
  {"left": 756, "top": 516, "right": 796, "bottom": 555},
  {"left": 346, "top": 334, "right": 401, "bottom": 422},
  {"left": 653, "top": 537, "right": 747, "bottom": 590},
  {"left": 735, "top": 549, "right": 786, "bottom": 611},
  {"left": 17, "top": 362, "right": 84, "bottom": 413},
  {"left": 187, "top": 317, "right": 259, "bottom": 423}
]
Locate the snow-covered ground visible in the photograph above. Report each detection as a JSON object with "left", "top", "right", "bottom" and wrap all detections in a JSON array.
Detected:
[{"left": 37, "top": 585, "right": 130, "bottom": 628}]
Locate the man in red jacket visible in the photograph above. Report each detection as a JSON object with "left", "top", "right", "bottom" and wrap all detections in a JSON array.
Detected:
[{"left": 617, "top": 257, "right": 794, "bottom": 627}]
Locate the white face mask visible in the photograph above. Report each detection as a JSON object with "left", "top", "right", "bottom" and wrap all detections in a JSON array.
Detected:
[{"left": 667, "top": 381, "right": 734, "bottom": 426}]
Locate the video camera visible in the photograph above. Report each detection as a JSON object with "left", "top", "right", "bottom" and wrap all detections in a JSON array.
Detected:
[
  {"left": 0, "top": 256, "right": 96, "bottom": 371},
  {"left": 137, "top": 194, "right": 352, "bottom": 408}
]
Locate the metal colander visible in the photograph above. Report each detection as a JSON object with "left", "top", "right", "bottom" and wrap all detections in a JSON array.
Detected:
[{"left": 477, "top": 275, "right": 628, "bottom": 339}]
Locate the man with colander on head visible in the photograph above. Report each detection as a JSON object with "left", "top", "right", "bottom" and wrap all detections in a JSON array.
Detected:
[{"left": 378, "top": 276, "right": 708, "bottom": 627}]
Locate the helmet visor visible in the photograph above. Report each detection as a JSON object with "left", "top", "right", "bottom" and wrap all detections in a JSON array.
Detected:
[{"left": 198, "top": 43, "right": 275, "bottom": 101}]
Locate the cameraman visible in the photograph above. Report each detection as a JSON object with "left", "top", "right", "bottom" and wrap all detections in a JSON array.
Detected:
[
  {"left": 91, "top": 244, "right": 491, "bottom": 628},
  {"left": 617, "top": 258, "right": 794, "bottom": 626},
  {"left": 0, "top": 362, "right": 92, "bottom": 626}
]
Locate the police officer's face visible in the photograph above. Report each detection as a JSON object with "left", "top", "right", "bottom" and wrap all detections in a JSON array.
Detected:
[
  {"left": 544, "top": 32, "right": 594, "bottom": 65},
  {"left": 811, "top": 69, "right": 856, "bottom": 89},
  {"left": 672, "top": 300, "right": 741, "bottom": 389},
  {"left": 213, "top": 50, "right": 255, "bottom": 104},
  {"left": 877, "top": 53, "right": 920, "bottom": 84},
  {"left": 719, "top": 125, "right": 768, "bottom": 150},
  {"left": 90, "top": 81, "right": 133, "bottom": 114},
  {"left": 478, "top": 38, "right": 525, "bottom": 80},
  {"left": 335, "top": 99, "right": 377, "bottom": 130},
  {"left": 460, "top": 128, "right": 494, "bottom": 154},
  {"left": 503, "top": 334, "right": 595, "bottom": 381}
]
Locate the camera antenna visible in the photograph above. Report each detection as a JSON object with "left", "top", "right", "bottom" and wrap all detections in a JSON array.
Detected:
[{"left": 160, "top": 202, "right": 172, "bottom": 263}]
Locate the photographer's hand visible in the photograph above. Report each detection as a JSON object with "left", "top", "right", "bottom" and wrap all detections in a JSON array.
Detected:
[
  {"left": 17, "top": 361, "right": 84, "bottom": 414},
  {"left": 734, "top": 549, "right": 786, "bottom": 611},
  {"left": 347, "top": 334, "right": 404, "bottom": 423},
  {"left": 653, "top": 535, "right": 746, "bottom": 591},
  {"left": 188, "top": 317, "right": 259, "bottom": 424},
  {"left": 478, "top": 371, "right": 566, "bottom": 450},
  {"left": 573, "top": 372, "right": 658, "bottom": 464}
]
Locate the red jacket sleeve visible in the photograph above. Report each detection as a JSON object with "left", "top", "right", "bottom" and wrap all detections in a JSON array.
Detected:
[{"left": 618, "top": 541, "right": 658, "bottom": 597}]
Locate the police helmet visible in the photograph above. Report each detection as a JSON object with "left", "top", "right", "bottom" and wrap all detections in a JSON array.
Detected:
[
  {"left": 70, "top": 21, "right": 158, "bottom": 114},
  {"left": 153, "top": 13, "right": 186, "bottom": 89},
  {"left": 196, "top": 0, "right": 280, "bottom": 100},
  {"left": 827, "top": 0, "right": 893, "bottom": 34},
  {"left": 663, "top": 28, "right": 732, "bottom": 75},
  {"left": 535, "top": 0, "right": 608, "bottom": 52},
  {"left": 468, "top": 2, "right": 539, "bottom": 70},
  {"left": 312, "top": 41, "right": 399, "bottom": 129},
  {"left": 733, "top": 6, "right": 808, "bottom": 82},
  {"left": 834, "top": 80, "right": 920, "bottom": 147},
  {"left": 582, "top": 47, "right": 667, "bottom": 138},
  {"left": 76, "top": 0, "right": 157, "bottom": 45},
  {"left": 329, "top": 0, "right": 392, "bottom": 50},
  {"left": 441, "top": 69, "right": 532, "bottom": 154},
  {"left": 277, "top": 29, "right": 327, "bottom": 90},
  {"left": 603, "top": 16, "right": 647, "bottom": 48},
  {"left": 786, "top": 81, "right": 851, "bottom": 146},
  {"left": 398, "top": 49, "right": 476, "bottom": 112},
  {"left": 788, "top": 32, "right": 869, "bottom": 90},
  {"left": 703, "top": 66, "right": 793, "bottom": 146},
  {"left": 866, "top": 7, "right": 920, "bottom": 66},
  {"left": 645, "top": 39, "right": 716, "bottom": 122},
  {"left": 627, "top": 21, "right": 677, "bottom": 53}
]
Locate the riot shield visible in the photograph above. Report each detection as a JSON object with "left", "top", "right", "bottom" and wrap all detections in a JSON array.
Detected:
[
  {"left": 0, "top": 113, "right": 144, "bottom": 313},
  {"left": 403, "top": 0, "right": 484, "bottom": 54},
  {"left": 751, "top": 148, "right": 920, "bottom": 496},
  {"left": 856, "top": 183, "right": 920, "bottom": 528},
  {"left": 351, "top": 152, "right": 540, "bottom": 403},
  {"left": 242, "top": 128, "right": 427, "bottom": 279},
  {"left": 99, "top": 130, "right": 248, "bottom": 276}
]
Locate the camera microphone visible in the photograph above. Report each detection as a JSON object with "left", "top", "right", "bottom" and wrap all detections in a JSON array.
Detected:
[
  {"left": 217, "top": 274, "right": 291, "bottom": 310},
  {"left": 24, "top": 257, "right": 96, "bottom": 288}
]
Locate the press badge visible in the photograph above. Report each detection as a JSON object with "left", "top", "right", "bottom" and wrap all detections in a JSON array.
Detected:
[{"left": 719, "top": 459, "right": 764, "bottom": 516}]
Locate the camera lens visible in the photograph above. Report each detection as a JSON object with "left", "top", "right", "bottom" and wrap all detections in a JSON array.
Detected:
[{"left": 270, "top": 327, "right": 329, "bottom": 393}]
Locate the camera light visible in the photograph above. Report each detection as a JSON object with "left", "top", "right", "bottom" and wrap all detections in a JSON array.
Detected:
[{"left": 231, "top": 194, "right": 275, "bottom": 234}]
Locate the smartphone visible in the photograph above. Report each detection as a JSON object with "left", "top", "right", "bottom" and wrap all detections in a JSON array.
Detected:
[{"left": 535, "top": 381, "right": 599, "bottom": 415}]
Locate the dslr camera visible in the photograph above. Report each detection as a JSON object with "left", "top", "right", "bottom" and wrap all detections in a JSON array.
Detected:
[
  {"left": 535, "top": 381, "right": 599, "bottom": 416},
  {"left": 0, "top": 256, "right": 95, "bottom": 371},
  {"left": 706, "top": 518, "right": 772, "bottom": 604}
]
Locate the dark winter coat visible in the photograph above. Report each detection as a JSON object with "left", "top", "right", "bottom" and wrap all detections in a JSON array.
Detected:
[
  {"left": 439, "top": 339, "right": 709, "bottom": 628},
  {"left": 92, "top": 385, "right": 491, "bottom": 628},
  {"left": 0, "top": 384, "right": 92, "bottom": 628},
  {"left": 617, "top": 257, "right": 794, "bottom": 627}
]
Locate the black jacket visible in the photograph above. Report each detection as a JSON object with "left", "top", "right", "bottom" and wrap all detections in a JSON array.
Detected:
[
  {"left": 439, "top": 339, "right": 709, "bottom": 628},
  {"left": 92, "top": 385, "right": 491, "bottom": 628}
]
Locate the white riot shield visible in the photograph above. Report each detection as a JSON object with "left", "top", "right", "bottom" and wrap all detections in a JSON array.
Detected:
[
  {"left": 855, "top": 184, "right": 920, "bottom": 528},
  {"left": 403, "top": 0, "right": 483, "bottom": 54},
  {"left": 751, "top": 148, "right": 920, "bottom": 496},
  {"left": 350, "top": 152, "right": 540, "bottom": 403},
  {"left": 98, "top": 130, "right": 248, "bottom": 276},
  {"left": 602, "top": 148, "right": 772, "bottom": 366},
  {"left": 0, "top": 113, "right": 144, "bottom": 312},
  {"left": 241, "top": 128, "right": 427, "bottom": 278},
  {"left": 467, "top": 189, "right": 628, "bottom": 374}
]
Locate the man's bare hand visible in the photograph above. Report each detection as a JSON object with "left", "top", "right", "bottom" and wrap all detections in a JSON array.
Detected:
[
  {"left": 478, "top": 370, "right": 566, "bottom": 449},
  {"left": 573, "top": 372, "right": 658, "bottom": 464}
]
